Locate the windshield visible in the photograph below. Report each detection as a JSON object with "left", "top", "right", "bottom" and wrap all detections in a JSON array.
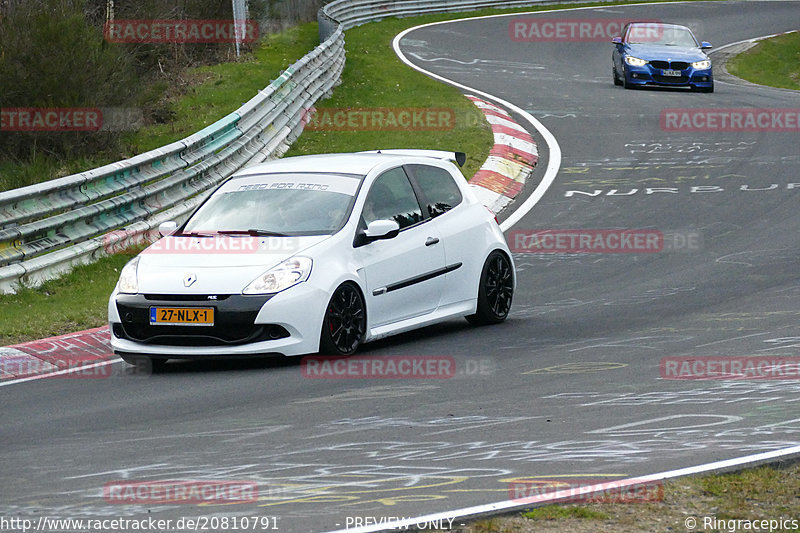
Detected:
[
  {"left": 182, "top": 173, "right": 362, "bottom": 236},
  {"left": 628, "top": 25, "right": 698, "bottom": 47}
]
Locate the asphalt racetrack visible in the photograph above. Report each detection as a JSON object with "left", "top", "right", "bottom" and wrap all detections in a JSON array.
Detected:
[{"left": 2, "top": 2, "right": 799, "bottom": 532}]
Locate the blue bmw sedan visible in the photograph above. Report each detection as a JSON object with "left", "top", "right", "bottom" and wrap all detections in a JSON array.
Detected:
[{"left": 612, "top": 22, "right": 714, "bottom": 92}]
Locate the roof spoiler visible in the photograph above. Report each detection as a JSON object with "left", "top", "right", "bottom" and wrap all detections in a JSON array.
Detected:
[{"left": 360, "top": 149, "right": 467, "bottom": 167}]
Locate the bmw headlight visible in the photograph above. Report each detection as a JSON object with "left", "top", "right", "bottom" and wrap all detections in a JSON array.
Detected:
[
  {"left": 118, "top": 256, "right": 140, "bottom": 294},
  {"left": 243, "top": 257, "right": 312, "bottom": 295},
  {"left": 625, "top": 56, "right": 648, "bottom": 67},
  {"left": 691, "top": 59, "right": 711, "bottom": 70}
]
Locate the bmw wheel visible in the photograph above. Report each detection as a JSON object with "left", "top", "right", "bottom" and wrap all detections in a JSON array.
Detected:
[
  {"left": 319, "top": 282, "right": 366, "bottom": 355},
  {"left": 466, "top": 251, "right": 514, "bottom": 325},
  {"left": 622, "top": 67, "right": 633, "bottom": 89},
  {"left": 613, "top": 66, "right": 623, "bottom": 86}
]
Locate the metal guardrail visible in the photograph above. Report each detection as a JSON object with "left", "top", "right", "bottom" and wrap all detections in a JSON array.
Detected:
[
  {"left": 320, "top": 0, "right": 564, "bottom": 39},
  {"left": 0, "top": 0, "right": 558, "bottom": 293},
  {"left": 0, "top": 27, "right": 345, "bottom": 293}
]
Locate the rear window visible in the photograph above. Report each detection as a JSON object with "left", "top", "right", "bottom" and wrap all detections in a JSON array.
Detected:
[{"left": 408, "top": 164, "right": 463, "bottom": 218}]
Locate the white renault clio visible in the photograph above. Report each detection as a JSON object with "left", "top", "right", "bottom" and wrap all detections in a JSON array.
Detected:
[{"left": 109, "top": 150, "right": 515, "bottom": 368}]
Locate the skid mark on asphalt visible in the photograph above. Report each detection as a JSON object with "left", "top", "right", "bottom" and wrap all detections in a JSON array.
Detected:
[
  {"left": 293, "top": 385, "right": 439, "bottom": 403},
  {"left": 311, "top": 416, "right": 539, "bottom": 438},
  {"left": 406, "top": 51, "right": 545, "bottom": 71},
  {"left": 546, "top": 381, "right": 800, "bottom": 406},
  {"left": 509, "top": 287, "right": 698, "bottom": 316},
  {"left": 524, "top": 362, "right": 627, "bottom": 374}
]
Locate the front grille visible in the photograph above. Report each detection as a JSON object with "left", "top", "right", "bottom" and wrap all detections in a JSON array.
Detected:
[
  {"left": 144, "top": 294, "right": 232, "bottom": 302},
  {"left": 653, "top": 74, "right": 690, "bottom": 84},
  {"left": 650, "top": 61, "right": 690, "bottom": 70},
  {"left": 117, "top": 323, "right": 289, "bottom": 346},
  {"left": 115, "top": 293, "right": 282, "bottom": 346}
]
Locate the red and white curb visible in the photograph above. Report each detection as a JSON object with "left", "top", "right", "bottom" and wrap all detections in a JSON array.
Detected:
[
  {"left": 0, "top": 326, "right": 114, "bottom": 383},
  {"left": 467, "top": 95, "right": 538, "bottom": 213}
]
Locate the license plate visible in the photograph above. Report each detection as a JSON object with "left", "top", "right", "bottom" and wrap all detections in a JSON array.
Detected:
[
  {"left": 150, "top": 307, "right": 214, "bottom": 326},
  {"left": 662, "top": 69, "right": 682, "bottom": 77}
]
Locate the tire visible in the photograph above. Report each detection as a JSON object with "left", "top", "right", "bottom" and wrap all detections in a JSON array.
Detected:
[
  {"left": 319, "top": 282, "right": 366, "bottom": 355},
  {"left": 466, "top": 251, "right": 514, "bottom": 326},
  {"left": 613, "top": 66, "right": 622, "bottom": 86},
  {"left": 691, "top": 83, "right": 713, "bottom": 93},
  {"left": 622, "top": 67, "right": 633, "bottom": 89},
  {"left": 118, "top": 353, "right": 168, "bottom": 373}
]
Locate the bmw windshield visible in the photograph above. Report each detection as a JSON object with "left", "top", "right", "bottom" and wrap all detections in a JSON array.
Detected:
[
  {"left": 182, "top": 173, "right": 363, "bottom": 236},
  {"left": 628, "top": 24, "right": 698, "bottom": 47}
]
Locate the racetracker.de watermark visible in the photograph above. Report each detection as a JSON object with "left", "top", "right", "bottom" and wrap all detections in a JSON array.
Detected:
[
  {"left": 103, "top": 480, "right": 259, "bottom": 504},
  {"left": 103, "top": 229, "right": 301, "bottom": 255},
  {"left": 143, "top": 235, "right": 301, "bottom": 255},
  {"left": 104, "top": 19, "right": 258, "bottom": 43},
  {"left": 660, "top": 357, "right": 800, "bottom": 380},
  {"left": 508, "top": 477, "right": 664, "bottom": 504},
  {"left": 1, "top": 355, "right": 111, "bottom": 379},
  {"left": 509, "top": 18, "right": 662, "bottom": 41},
  {"left": 302, "top": 355, "right": 460, "bottom": 379},
  {"left": 302, "top": 107, "right": 456, "bottom": 131},
  {"left": 509, "top": 229, "right": 663, "bottom": 253},
  {"left": 1, "top": 107, "right": 102, "bottom": 132},
  {"left": 661, "top": 108, "right": 800, "bottom": 132}
]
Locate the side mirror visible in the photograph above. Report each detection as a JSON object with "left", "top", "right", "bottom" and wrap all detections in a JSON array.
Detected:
[
  {"left": 611, "top": 36, "right": 622, "bottom": 45},
  {"left": 364, "top": 219, "right": 400, "bottom": 240},
  {"left": 158, "top": 220, "right": 178, "bottom": 237},
  {"left": 354, "top": 219, "right": 400, "bottom": 247},
  {"left": 700, "top": 41, "right": 712, "bottom": 50}
]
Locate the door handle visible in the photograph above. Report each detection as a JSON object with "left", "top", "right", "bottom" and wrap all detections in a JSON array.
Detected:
[{"left": 425, "top": 237, "right": 439, "bottom": 246}]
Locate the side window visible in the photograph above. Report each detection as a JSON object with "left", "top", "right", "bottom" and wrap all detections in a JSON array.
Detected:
[
  {"left": 362, "top": 167, "right": 423, "bottom": 229},
  {"left": 408, "top": 164, "right": 463, "bottom": 218}
]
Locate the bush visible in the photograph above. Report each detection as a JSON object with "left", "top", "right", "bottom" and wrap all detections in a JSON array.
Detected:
[
  {"left": 0, "top": 0, "right": 269, "bottom": 170},
  {"left": 0, "top": 0, "right": 137, "bottom": 161}
]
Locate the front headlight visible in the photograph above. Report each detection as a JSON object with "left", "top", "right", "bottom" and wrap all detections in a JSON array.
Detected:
[
  {"left": 243, "top": 256, "right": 312, "bottom": 295},
  {"left": 118, "top": 257, "right": 140, "bottom": 294},
  {"left": 625, "top": 56, "right": 648, "bottom": 67},
  {"left": 691, "top": 59, "right": 711, "bottom": 70}
]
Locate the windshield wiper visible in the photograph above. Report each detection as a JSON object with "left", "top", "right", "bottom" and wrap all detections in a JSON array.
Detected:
[
  {"left": 175, "top": 231, "right": 215, "bottom": 237},
  {"left": 217, "top": 229, "right": 290, "bottom": 237}
]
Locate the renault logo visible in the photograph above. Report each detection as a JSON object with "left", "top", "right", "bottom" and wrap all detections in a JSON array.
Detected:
[{"left": 183, "top": 273, "right": 197, "bottom": 287}]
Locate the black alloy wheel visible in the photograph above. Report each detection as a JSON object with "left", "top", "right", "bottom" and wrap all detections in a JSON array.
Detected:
[
  {"left": 320, "top": 282, "right": 366, "bottom": 355},
  {"left": 466, "top": 251, "right": 514, "bottom": 325}
]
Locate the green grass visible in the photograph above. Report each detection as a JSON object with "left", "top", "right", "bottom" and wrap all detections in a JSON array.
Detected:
[
  {"left": 122, "top": 23, "right": 322, "bottom": 154},
  {"left": 727, "top": 31, "right": 800, "bottom": 90},
  {"left": 698, "top": 464, "right": 800, "bottom": 519},
  {"left": 0, "top": 153, "right": 113, "bottom": 192},
  {"left": 522, "top": 506, "right": 610, "bottom": 520},
  {"left": 0, "top": 252, "right": 137, "bottom": 346},
  {"left": 284, "top": 13, "right": 494, "bottom": 179}
]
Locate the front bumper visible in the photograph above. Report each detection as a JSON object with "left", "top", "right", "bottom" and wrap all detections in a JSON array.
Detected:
[
  {"left": 625, "top": 63, "right": 713, "bottom": 88},
  {"left": 108, "top": 283, "right": 330, "bottom": 357}
]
